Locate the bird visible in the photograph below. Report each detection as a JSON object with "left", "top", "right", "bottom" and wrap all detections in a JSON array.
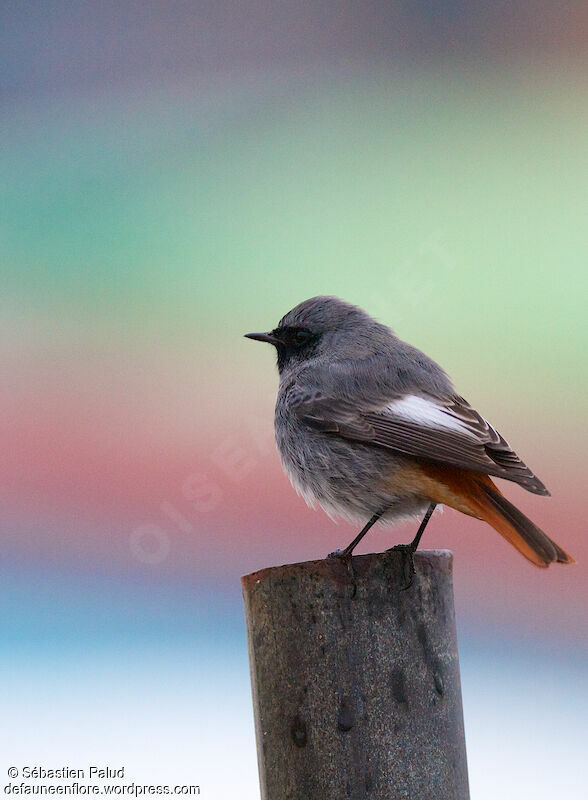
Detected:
[{"left": 245, "top": 296, "right": 574, "bottom": 573}]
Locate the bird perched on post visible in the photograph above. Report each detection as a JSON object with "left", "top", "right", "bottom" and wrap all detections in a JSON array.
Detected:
[{"left": 245, "top": 296, "right": 574, "bottom": 573}]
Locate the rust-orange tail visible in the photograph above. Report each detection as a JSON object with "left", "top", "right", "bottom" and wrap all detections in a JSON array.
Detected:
[{"left": 419, "top": 465, "right": 575, "bottom": 568}]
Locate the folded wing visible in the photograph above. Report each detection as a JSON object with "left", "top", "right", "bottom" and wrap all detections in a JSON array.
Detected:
[{"left": 293, "top": 390, "right": 549, "bottom": 496}]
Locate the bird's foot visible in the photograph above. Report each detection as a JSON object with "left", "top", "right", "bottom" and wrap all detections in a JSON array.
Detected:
[
  {"left": 386, "top": 543, "right": 417, "bottom": 591},
  {"left": 328, "top": 548, "right": 357, "bottom": 597}
]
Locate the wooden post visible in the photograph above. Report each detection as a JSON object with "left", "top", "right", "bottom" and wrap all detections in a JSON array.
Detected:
[{"left": 242, "top": 550, "right": 469, "bottom": 800}]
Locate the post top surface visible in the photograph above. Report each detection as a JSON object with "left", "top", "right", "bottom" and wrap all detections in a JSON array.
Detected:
[{"left": 241, "top": 549, "right": 453, "bottom": 588}]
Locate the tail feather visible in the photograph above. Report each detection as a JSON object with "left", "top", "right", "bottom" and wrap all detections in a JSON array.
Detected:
[
  {"left": 476, "top": 481, "right": 574, "bottom": 567},
  {"left": 417, "top": 463, "right": 575, "bottom": 567}
]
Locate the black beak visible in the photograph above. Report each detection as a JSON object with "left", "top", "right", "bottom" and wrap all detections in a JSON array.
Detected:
[{"left": 244, "top": 332, "right": 279, "bottom": 345}]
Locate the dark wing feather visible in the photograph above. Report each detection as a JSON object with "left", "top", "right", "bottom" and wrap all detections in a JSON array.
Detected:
[{"left": 293, "top": 390, "right": 549, "bottom": 496}]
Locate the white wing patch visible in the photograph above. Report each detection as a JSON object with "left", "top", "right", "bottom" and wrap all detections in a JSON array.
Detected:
[{"left": 386, "top": 395, "right": 474, "bottom": 435}]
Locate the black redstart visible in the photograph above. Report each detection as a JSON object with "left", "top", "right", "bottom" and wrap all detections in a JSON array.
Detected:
[{"left": 245, "top": 296, "right": 574, "bottom": 570}]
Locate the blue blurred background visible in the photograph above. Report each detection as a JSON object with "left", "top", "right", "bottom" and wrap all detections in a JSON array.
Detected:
[{"left": 2, "top": 3, "right": 587, "bottom": 797}]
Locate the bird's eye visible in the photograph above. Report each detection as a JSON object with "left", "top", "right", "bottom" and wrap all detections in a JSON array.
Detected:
[{"left": 294, "top": 329, "right": 311, "bottom": 345}]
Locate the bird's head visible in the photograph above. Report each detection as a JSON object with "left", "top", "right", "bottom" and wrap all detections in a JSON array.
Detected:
[{"left": 245, "top": 296, "right": 388, "bottom": 373}]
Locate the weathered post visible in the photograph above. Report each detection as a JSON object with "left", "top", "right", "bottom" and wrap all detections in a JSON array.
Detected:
[{"left": 242, "top": 549, "right": 469, "bottom": 800}]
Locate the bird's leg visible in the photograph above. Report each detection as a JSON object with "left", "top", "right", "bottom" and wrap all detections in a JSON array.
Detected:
[
  {"left": 328, "top": 511, "right": 384, "bottom": 593},
  {"left": 337, "top": 512, "right": 384, "bottom": 558},
  {"left": 387, "top": 502, "right": 437, "bottom": 590}
]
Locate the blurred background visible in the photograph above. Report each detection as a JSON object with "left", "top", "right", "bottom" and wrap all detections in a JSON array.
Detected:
[{"left": 2, "top": 2, "right": 587, "bottom": 798}]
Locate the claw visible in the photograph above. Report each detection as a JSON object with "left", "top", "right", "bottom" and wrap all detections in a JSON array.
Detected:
[
  {"left": 387, "top": 543, "right": 416, "bottom": 591},
  {"left": 327, "top": 549, "right": 358, "bottom": 597}
]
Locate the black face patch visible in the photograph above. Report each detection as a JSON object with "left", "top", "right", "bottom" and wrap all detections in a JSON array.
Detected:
[{"left": 272, "top": 326, "right": 320, "bottom": 372}]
